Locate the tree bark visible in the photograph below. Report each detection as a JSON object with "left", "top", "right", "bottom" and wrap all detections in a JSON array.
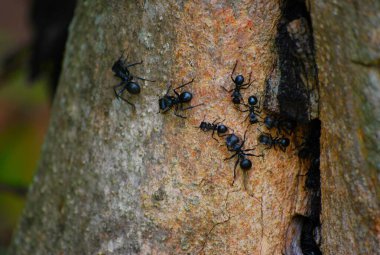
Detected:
[
  {"left": 9, "top": 1, "right": 379, "bottom": 255},
  {"left": 311, "top": 1, "right": 380, "bottom": 254}
]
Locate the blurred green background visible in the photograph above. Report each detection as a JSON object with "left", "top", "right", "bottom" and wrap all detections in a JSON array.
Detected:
[
  {"left": 0, "top": 73, "right": 50, "bottom": 253},
  {"left": 0, "top": 0, "right": 51, "bottom": 252}
]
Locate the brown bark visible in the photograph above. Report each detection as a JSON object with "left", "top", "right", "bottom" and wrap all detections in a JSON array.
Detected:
[
  {"left": 312, "top": 1, "right": 380, "bottom": 254},
  {"left": 8, "top": 1, "right": 379, "bottom": 255}
]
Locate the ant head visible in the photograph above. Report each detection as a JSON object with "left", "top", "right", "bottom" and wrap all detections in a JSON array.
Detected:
[
  {"left": 264, "top": 115, "right": 275, "bottom": 128},
  {"left": 248, "top": 95, "right": 258, "bottom": 106},
  {"left": 234, "top": 75, "right": 244, "bottom": 86},
  {"left": 199, "top": 121, "right": 207, "bottom": 129},
  {"left": 283, "top": 119, "right": 296, "bottom": 131},
  {"left": 240, "top": 158, "right": 252, "bottom": 170},
  {"left": 258, "top": 134, "right": 271, "bottom": 145},
  {"left": 280, "top": 138, "right": 290, "bottom": 147}
]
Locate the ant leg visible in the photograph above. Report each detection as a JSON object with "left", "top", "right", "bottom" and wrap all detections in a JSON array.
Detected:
[
  {"left": 114, "top": 86, "right": 130, "bottom": 103},
  {"left": 118, "top": 49, "right": 127, "bottom": 62},
  {"left": 241, "top": 114, "right": 250, "bottom": 124},
  {"left": 216, "top": 119, "right": 225, "bottom": 126},
  {"left": 258, "top": 120, "right": 266, "bottom": 127},
  {"left": 113, "top": 81, "right": 125, "bottom": 97},
  {"left": 241, "top": 71, "right": 252, "bottom": 87},
  {"left": 244, "top": 153, "right": 264, "bottom": 158},
  {"left": 255, "top": 112, "right": 264, "bottom": 122},
  {"left": 211, "top": 130, "right": 218, "bottom": 142},
  {"left": 255, "top": 100, "right": 263, "bottom": 114},
  {"left": 126, "top": 61, "right": 143, "bottom": 68},
  {"left": 240, "top": 82, "right": 253, "bottom": 90},
  {"left": 230, "top": 60, "right": 238, "bottom": 82},
  {"left": 196, "top": 114, "right": 207, "bottom": 128},
  {"left": 243, "top": 129, "right": 249, "bottom": 141},
  {"left": 243, "top": 148, "right": 257, "bottom": 152},
  {"left": 224, "top": 153, "right": 238, "bottom": 161},
  {"left": 158, "top": 106, "right": 172, "bottom": 114},
  {"left": 117, "top": 87, "right": 127, "bottom": 97},
  {"left": 118, "top": 95, "right": 136, "bottom": 110},
  {"left": 239, "top": 93, "right": 245, "bottom": 104},
  {"left": 135, "top": 75, "right": 156, "bottom": 82},
  {"left": 212, "top": 117, "right": 220, "bottom": 125},
  {"left": 161, "top": 106, "right": 172, "bottom": 113},
  {"left": 164, "top": 84, "right": 172, "bottom": 95},
  {"left": 174, "top": 112, "right": 187, "bottom": 118},
  {"left": 181, "top": 103, "right": 204, "bottom": 111},
  {"left": 235, "top": 102, "right": 249, "bottom": 112},
  {"left": 173, "top": 79, "right": 195, "bottom": 94},
  {"left": 222, "top": 86, "right": 234, "bottom": 93},
  {"left": 174, "top": 104, "right": 186, "bottom": 119},
  {"left": 257, "top": 128, "right": 272, "bottom": 139},
  {"left": 231, "top": 158, "right": 240, "bottom": 186}
]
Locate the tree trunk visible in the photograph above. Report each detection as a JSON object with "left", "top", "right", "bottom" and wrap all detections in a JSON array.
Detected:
[
  {"left": 311, "top": 1, "right": 380, "bottom": 254},
  {"left": 9, "top": 1, "right": 379, "bottom": 254}
]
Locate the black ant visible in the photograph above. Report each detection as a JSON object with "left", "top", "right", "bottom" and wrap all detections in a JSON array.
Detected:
[
  {"left": 305, "top": 157, "right": 321, "bottom": 191},
  {"left": 297, "top": 119, "right": 321, "bottom": 159},
  {"left": 262, "top": 115, "right": 297, "bottom": 135},
  {"left": 257, "top": 130, "right": 290, "bottom": 152},
  {"left": 224, "top": 131, "right": 263, "bottom": 185},
  {"left": 112, "top": 52, "right": 155, "bottom": 109},
  {"left": 158, "top": 79, "right": 203, "bottom": 118},
  {"left": 238, "top": 95, "right": 262, "bottom": 124},
  {"left": 222, "top": 61, "right": 253, "bottom": 104},
  {"left": 198, "top": 117, "right": 231, "bottom": 141}
]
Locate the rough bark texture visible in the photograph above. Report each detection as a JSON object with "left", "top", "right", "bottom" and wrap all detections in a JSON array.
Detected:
[
  {"left": 8, "top": 1, "right": 380, "bottom": 255},
  {"left": 311, "top": 1, "right": 380, "bottom": 254}
]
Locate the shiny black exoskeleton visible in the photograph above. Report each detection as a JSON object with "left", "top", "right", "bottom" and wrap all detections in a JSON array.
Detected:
[
  {"left": 238, "top": 95, "right": 262, "bottom": 124},
  {"left": 263, "top": 115, "right": 297, "bottom": 135},
  {"left": 158, "top": 79, "right": 203, "bottom": 118},
  {"left": 225, "top": 133, "right": 240, "bottom": 150},
  {"left": 199, "top": 117, "right": 230, "bottom": 141},
  {"left": 297, "top": 119, "right": 321, "bottom": 159},
  {"left": 112, "top": 52, "right": 155, "bottom": 108},
  {"left": 222, "top": 61, "right": 253, "bottom": 104},
  {"left": 224, "top": 131, "right": 262, "bottom": 185},
  {"left": 305, "top": 157, "right": 321, "bottom": 191},
  {"left": 258, "top": 132, "right": 290, "bottom": 152}
]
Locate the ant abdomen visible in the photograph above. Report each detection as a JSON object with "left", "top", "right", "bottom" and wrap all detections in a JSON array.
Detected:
[
  {"left": 240, "top": 158, "right": 252, "bottom": 170},
  {"left": 179, "top": 92, "right": 192, "bottom": 102},
  {"left": 126, "top": 82, "right": 141, "bottom": 94}
]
